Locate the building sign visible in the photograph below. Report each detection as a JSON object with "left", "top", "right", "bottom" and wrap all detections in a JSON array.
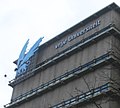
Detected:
[
  {"left": 55, "top": 20, "right": 100, "bottom": 49},
  {"left": 15, "top": 37, "right": 44, "bottom": 77}
]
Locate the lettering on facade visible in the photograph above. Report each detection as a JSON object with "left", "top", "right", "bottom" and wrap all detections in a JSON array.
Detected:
[{"left": 55, "top": 20, "right": 100, "bottom": 49}]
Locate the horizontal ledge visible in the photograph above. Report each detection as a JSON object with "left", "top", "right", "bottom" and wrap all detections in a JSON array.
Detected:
[
  {"left": 4, "top": 52, "right": 118, "bottom": 108},
  {"left": 9, "top": 25, "right": 120, "bottom": 87}
]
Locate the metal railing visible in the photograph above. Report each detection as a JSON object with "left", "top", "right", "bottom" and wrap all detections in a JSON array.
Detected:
[
  {"left": 50, "top": 82, "right": 120, "bottom": 108},
  {"left": 4, "top": 52, "right": 115, "bottom": 108},
  {"left": 9, "top": 24, "right": 120, "bottom": 87}
]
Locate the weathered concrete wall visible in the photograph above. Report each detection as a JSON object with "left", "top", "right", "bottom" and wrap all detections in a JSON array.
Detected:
[
  {"left": 11, "top": 35, "right": 112, "bottom": 99},
  {"left": 109, "top": 100, "right": 120, "bottom": 108},
  {"left": 11, "top": 64, "right": 112, "bottom": 108},
  {"left": 17, "top": 9, "right": 120, "bottom": 77},
  {"left": 35, "top": 9, "right": 120, "bottom": 67},
  {"left": 10, "top": 5, "right": 120, "bottom": 108}
]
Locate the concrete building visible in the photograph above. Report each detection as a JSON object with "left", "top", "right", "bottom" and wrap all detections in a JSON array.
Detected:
[{"left": 4, "top": 3, "right": 120, "bottom": 108}]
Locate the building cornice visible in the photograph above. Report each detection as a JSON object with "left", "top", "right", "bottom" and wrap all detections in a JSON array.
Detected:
[
  {"left": 5, "top": 51, "right": 120, "bottom": 108},
  {"left": 38, "top": 3, "right": 120, "bottom": 50},
  {"left": 9, "top": 25, "right": 120, "bottom": 87}
]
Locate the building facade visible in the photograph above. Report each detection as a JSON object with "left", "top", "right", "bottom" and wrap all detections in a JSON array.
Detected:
[{"left": 5, "top": 3, "right": 120, "bottom": 108}]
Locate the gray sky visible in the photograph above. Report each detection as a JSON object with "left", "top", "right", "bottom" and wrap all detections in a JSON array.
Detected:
[{"left": 0, "top": 0, "right": 120, "bottom": 107}]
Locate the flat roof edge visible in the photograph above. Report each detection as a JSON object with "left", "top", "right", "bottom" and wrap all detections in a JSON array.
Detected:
[{"left": 39, "top": 2, "right": 120, "bottom": 49}]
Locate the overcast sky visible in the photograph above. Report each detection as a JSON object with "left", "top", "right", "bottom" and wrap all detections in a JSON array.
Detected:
[{"left": 0, "top": 0, "right": 120, "bottom": 107}]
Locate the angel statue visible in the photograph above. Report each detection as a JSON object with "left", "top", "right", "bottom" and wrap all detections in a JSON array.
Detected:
[{"left": 15, "top": 37, "right": 44, "bottom": 77}]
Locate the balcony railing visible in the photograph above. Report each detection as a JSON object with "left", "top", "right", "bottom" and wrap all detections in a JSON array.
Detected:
[
  {"left": 50, "top": 82, "right": 118, "bottom": 108},
  {"left": 4, "top": 52, "right": 117, "bottom": 108},
  {"left": 9, "top": 25, "right": 120, "bottom": 87}
]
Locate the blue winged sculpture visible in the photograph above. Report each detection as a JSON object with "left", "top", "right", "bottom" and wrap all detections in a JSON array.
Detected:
[{"left": 16, "top": 37, "right": 44, "bottom": 76}]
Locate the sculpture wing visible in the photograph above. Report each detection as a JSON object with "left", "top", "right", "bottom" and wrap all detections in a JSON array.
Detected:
[
  {"left": 20, "top": 37, "right": 44, "bottom": 65},
  {"left": 17, "top": 39, "right": 29, "bottom": 67}
]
